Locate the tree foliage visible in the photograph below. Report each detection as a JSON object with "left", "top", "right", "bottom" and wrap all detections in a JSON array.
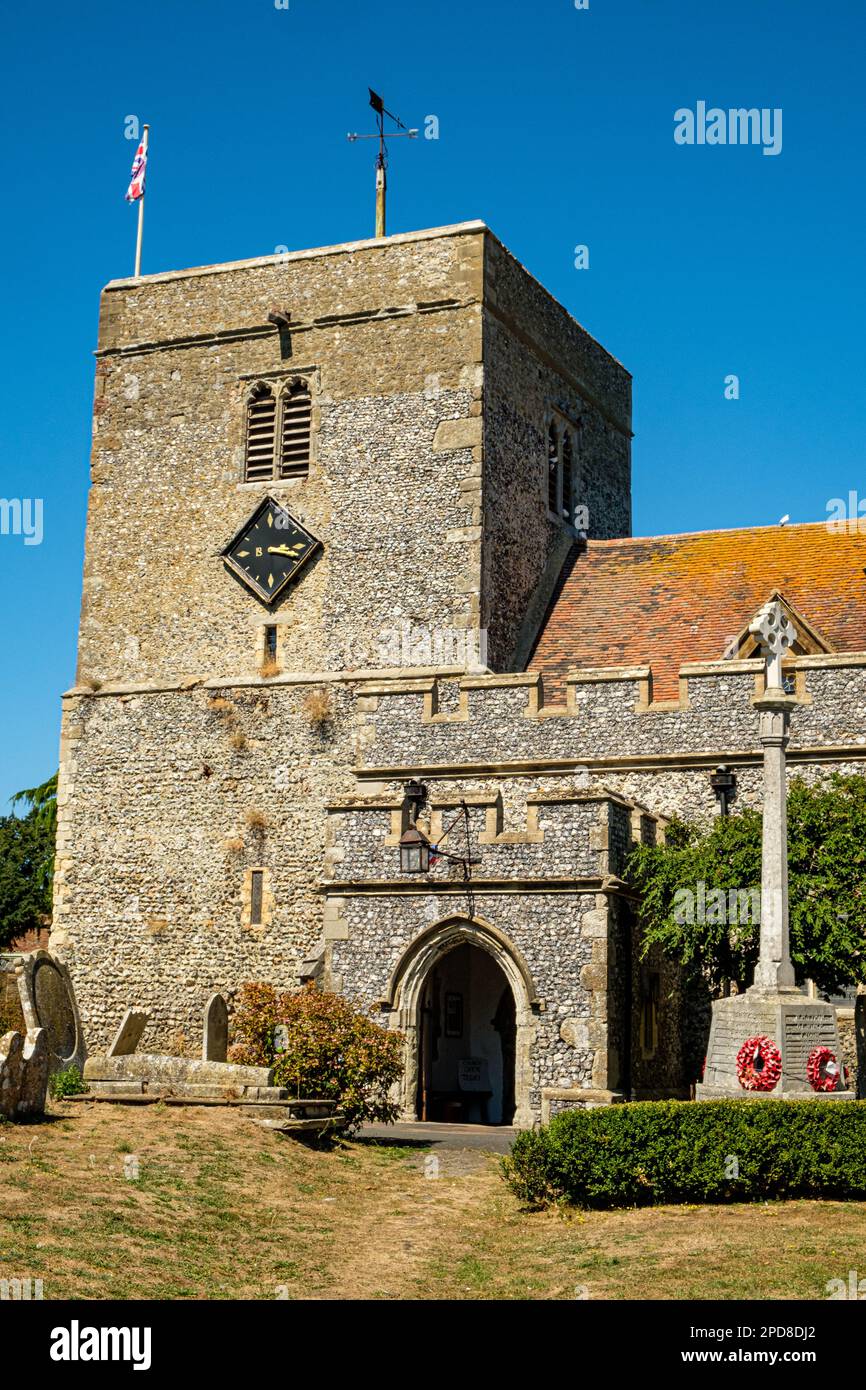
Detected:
[
  {"left": 0, "top": 772, "right": 58, "bottom": 949},
  {"left": 626, "top": 773, "right": 866, "bottom": 997},
  {"left": 228, "top": 981, "right": 404, "bottom": 1131}
]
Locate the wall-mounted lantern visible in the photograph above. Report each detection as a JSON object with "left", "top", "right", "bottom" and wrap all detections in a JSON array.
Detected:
[
  {"left": 710, "top": 764, "right": 738, "bottom": 817},
  {"left": 399, "top": 824, "right": 431, "bottom": 874},
  {"left": 399, "top": 780, "right": 430, "bottom": 873}
]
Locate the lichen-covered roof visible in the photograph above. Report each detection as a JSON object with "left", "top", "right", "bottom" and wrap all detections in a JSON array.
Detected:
[{"left": 528, "top": 521, "right": 866, "bottom": 700}]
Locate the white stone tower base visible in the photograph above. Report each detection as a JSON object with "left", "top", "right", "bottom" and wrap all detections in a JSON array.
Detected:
[{"left": 697, "top": 991, "right": 854, "bottom": 1100}]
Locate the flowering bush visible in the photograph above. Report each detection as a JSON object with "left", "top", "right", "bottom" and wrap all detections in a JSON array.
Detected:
[{"left": 228, "top": 982, "right": 404, "bottom": 1131}]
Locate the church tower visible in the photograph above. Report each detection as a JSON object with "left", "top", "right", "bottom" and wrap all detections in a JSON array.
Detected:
[{"left": 52, "top": 222, "right": 631, "bottom": 1048}]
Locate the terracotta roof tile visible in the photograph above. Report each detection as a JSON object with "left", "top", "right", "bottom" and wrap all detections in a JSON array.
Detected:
[{"left": 528, "top": 521, "right": 866, "bottom": 701}]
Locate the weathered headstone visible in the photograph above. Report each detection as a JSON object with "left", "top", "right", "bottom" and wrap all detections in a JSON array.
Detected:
[
  {"left": 16, "top": 966, "right": 39, "bottom": 1033},
  {"left": 107, "top": 1008, "right": 150, "bottom": 1058},
  {"left": 17, "top": 1030, "right": 49, "bottom": 1114},
  {"left": 202, "top": 993, "right": 228, "bottom": 1063},
  {"left": 0, "top": 1028, "right": 49, "bottom": 1119},
  {"left": 698, "top": 600, "right": 854, "bottom": 1099},
  {"left": 31, "top": 958, "right": 78, "bottom": 1059},
  {"left": 12, "top": 951, "right": 85, "bottom": 1073}
]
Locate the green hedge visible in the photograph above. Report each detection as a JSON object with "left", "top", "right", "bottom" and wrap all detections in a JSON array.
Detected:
[{"left": 502, "top": 1099, "right": 866, "bottom": 1208}]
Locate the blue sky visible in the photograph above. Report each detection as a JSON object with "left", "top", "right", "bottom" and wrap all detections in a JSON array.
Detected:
[{"left": 1, "top": 0, "right": 864, "bottom": 808}]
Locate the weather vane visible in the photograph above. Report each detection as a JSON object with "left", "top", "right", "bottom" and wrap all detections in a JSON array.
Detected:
[{"left": 348, "top": 89, "right": 418, "bottom": 238}]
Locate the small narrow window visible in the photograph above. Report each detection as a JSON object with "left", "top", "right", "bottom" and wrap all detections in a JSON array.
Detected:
[
  {"left": 640, "top": 969, "right": 660, "bottom": 1058},
  {"left": 244, "top": 384, "right": 277, "bottom": 481},
  {"left": 562, "top": 431, "right": 574, "bottom": 523},
  {"left": 547, "top": 421, "right": 560, "bottom": 514},
  {"left": 264, "top": 626, "right": 278, "bottom": 663},
  {"left": 250, "top": 869, "right": 264, "bottom": 926},
  {"left": 280, "top": 378, "right": 312, "bottom": 478}
]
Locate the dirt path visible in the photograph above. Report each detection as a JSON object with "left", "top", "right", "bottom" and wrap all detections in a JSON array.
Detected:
[{"left": 320, "top": 1143, "right": 502, "bottom": 1299}]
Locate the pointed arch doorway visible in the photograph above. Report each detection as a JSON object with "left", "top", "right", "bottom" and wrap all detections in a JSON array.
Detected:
[
  {"left": 417, "top": 943, "right": 516, "bottom": 1124},
  {"left": 385, "top": 915, "right": 537, "bottom": 1128}
]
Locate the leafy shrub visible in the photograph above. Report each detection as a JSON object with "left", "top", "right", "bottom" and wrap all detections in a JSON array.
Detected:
[
  {"left": 228, "top": 982, "right": 404, "bottom": 1132},
  {"left": 502, "top": 1099, "right": 866, "bottom": 1209},
  {"left": 49, "top": 1065, "right": 88, "bottom": 1100}
]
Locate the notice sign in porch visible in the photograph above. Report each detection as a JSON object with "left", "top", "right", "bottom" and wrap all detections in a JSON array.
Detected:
[{"left": 458, "top": 1058, "right": 490, "bottom": 1092}]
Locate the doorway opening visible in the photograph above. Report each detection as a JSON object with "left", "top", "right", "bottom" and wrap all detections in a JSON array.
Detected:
[{"left": 416, "top": 942, "right": 516, "bottom": 1125}]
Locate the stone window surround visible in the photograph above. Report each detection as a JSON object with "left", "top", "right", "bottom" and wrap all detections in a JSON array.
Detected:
[
  {"left": 544, "top": 405, "right": 584, "bottom": 529},
  {"left": 236, "top": 365, "right": 321, "bottom": 487},
  {"left": 255, "top": 621, "right": 282, "bottom": 670},
  {"left": 240, "top": 865, "right": 274, "bottom": 935}
]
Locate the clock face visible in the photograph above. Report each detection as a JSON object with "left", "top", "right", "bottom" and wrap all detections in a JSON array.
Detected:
[{"left": 222, "top": 498, "right": 321, "bottom": 605}]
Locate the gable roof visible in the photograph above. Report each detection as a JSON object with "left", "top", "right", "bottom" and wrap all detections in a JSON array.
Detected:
[{"left": 528, "top": 521, "right": 866, "bottom": 701}]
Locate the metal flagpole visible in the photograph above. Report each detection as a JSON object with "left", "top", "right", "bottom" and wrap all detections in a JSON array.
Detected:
[
  {"left": 134, "top": 124, "right": 150, "bottom": 277},
  {"left": 347, "top": 92, "right": 417, "bottom": 239},
  {"left": 374, "top": 101, "right": 386, "bottom": 238}
]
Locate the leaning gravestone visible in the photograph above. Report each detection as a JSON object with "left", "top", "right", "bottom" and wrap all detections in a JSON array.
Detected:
[
  {"left": 697, "top": 600, "right": 854, "bottom": 1100},
  {"left": 107, "top": 1008, "right": 150, "bottom": 1058},
  {"left": 202, "top": 993, "right": 229, "bottom": 1063}
]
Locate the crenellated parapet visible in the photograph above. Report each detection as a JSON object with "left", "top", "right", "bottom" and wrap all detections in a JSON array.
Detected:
[
  {"left": 323, "top": 787, "right": 660, "bottom": 888},
  {"left": 354, "top": 652, "right": 866, "bottom": 776}
]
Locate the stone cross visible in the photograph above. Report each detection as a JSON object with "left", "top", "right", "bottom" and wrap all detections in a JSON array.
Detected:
[
  {"left": 748, "top": 598, "right": 796, "bottom": 692},
  {"left": 749, "top": 599, "right": 798, "bottom": 993},
  {"left": 202, "top": 993, "right": 229, "bottom": 1063}
]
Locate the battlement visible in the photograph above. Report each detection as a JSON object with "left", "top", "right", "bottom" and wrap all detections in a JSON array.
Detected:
[
  {"left": 355, "top": 652, "right": 866, "bottom": 775},
  {"left": 324, "top": 787, "right": 660, "bottom": 887}
]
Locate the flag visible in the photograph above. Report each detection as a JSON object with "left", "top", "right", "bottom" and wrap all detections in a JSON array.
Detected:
[{"left": 125, "top": 141, "right": 147, "bottom": 202}]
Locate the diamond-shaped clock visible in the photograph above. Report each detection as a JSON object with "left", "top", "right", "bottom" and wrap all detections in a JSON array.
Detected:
[{"left": 222, "top": 497, "right": 321, "bottom": 605}]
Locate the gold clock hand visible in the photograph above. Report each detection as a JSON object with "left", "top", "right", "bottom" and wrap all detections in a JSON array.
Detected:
[{"left": 267, "top": 544, "right": 303, "bottom": 557}]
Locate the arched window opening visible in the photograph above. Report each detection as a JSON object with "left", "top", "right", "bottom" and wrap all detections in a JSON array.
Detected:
[
  {"left": 547, "top": 420, "right": 560, "bottom": 515},
  {"left": 562, "top": 430, "right": 574, "bottom": 523}
]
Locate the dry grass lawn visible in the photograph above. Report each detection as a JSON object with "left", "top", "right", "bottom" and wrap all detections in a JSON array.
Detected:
[{"left": 1, "top": 1100, "right": 864, "bottom": 1300}]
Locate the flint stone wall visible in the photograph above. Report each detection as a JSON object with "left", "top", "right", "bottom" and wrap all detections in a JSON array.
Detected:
[
  {"left": 328, "top": 889, "right": 609, "bottom": 1115},
  {"left": 481, "top": 233, "right": 631, "bottom": 668},
  {"left": 325, "top": 795, "right": 636, "bottom": 883},
  {"left": 358, "top": 664, "right": 866, "bottom": 768},
  {"left": 52, "top": 680, "right": 359, "bottom": 1048}
]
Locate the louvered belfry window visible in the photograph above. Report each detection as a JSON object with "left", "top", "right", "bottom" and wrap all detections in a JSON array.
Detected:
[
  {"left": 243, "top": 377, "right": 312, "bottom": 482},
  {"left": 279, "top": 378, "right": 312, "bottom": 478},
  {"left": 244, "top": 383, "right": 277, "bottom": 481}
]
